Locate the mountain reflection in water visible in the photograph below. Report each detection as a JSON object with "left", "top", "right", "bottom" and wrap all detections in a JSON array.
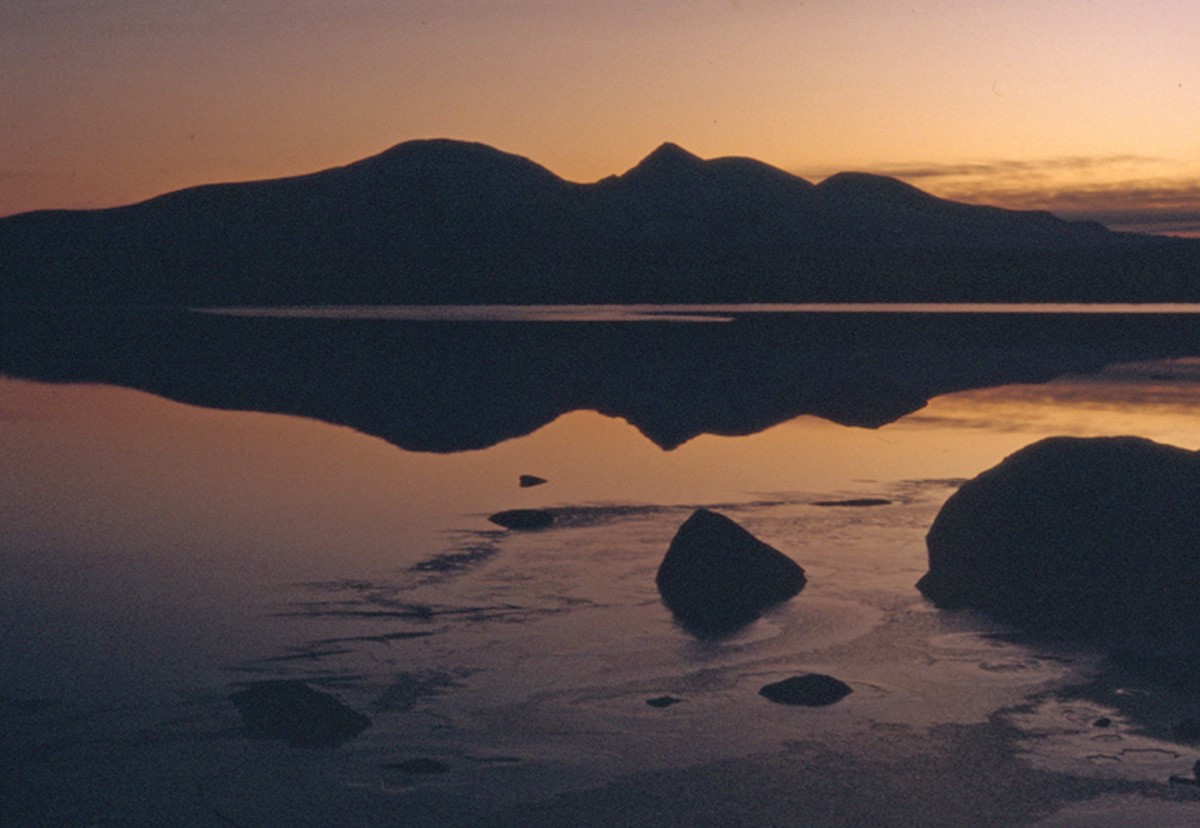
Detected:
[{"left": 6, "top": 305, "right": 1200, "bottom": 452}]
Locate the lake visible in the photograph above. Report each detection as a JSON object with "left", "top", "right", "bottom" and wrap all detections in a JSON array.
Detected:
[{"left": 4, "top": 306, "right": 1200, "bottom": 826}]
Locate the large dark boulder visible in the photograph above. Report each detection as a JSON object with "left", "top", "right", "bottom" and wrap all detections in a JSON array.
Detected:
[
  {"left": 918, "top": 436, "right": 1200, "bottom": 639},
  {"left": 229, "top": 680, "right": 371, "bottom": 748},
  {"left": 656, "top": 509, "right": 806, "bottom": 634}
]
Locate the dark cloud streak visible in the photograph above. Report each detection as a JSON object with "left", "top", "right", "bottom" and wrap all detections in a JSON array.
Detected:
[
  {"left": 803, "top": 155, "right": 1200, "bottom": 237},
  {"left": 953, "top": 181, "right": 1200, "bottom": 236},
  {"left": 867, "top": 154, "right": 1163, "bottom": 181}
]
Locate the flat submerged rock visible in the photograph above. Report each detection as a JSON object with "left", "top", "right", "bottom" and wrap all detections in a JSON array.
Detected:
[
  {"left": 813, "top": 498, "right": 892, "bottom": 508},
  {"left": 489, "top": 508, "right": 554, "bottom": 530}
]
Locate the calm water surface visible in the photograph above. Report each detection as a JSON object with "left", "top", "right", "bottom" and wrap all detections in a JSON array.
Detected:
[{"left": 4, "top": 309, "right": 1200, "bottom": 826}]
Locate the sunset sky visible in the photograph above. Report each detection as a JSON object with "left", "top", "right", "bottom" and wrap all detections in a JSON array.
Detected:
[{"left": 2, "top": 0, "right": 1198, "bottom": 234}]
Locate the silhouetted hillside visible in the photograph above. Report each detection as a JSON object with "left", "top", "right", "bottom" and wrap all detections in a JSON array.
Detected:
[{"left": 2, "top": 139, "right": 1197, "bottom": 305}]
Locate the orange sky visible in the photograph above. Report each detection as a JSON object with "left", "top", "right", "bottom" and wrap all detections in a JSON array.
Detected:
[{"left": 2, "top": 1, "right": 1198, "bottom": 234}]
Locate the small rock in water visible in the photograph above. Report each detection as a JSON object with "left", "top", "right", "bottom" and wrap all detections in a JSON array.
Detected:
[
  {"left": 518, "top": 475, "right": 548, "bottom": 488},
  {"left": 646, "top": 696, "right": 684, "bottom": 708},
  {"left": 759, "top": 674, "right": 853, "bottom": 707},
  {"left": 488, "top": 508, "right": 554, "bottom": 529},
  {"left": 228, "top": 680, "right": 370, "bottom": 748},
  {"left": 1092, "top": 717, "right": 1112, "bottom": 728}
]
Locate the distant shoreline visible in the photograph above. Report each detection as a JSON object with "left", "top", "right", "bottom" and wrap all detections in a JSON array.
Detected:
[{"left": 193, "top": 302, "right": 1200, "bottom": 322}]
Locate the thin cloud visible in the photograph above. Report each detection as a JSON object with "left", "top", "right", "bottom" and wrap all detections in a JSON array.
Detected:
[
  {"left": 944, "top": 180, "right": 1200, "bottom": 236},
  {"left": 867, "top": 155, "right": 1164, "bottom": 182},
  {"left": 799, "top": 156, "right": 1200, "bottom": 237}
]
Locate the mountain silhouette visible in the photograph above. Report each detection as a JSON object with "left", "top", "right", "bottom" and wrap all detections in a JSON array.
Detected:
[{"left": 2, "top": 139, "right": 1197, "bottom": 305}]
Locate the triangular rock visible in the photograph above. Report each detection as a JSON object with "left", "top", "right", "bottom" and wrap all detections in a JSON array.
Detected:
[{"left": 656, "top": 509, "right": 806, "bottom": 634}]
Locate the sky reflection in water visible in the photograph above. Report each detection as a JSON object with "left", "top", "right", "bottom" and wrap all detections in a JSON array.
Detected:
[{"left": 4, "top": 357, "right": 1198, "bottom": 589}]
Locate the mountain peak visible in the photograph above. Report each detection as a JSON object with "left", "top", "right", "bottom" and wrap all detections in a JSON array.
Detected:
[
  {"left": 357, "top": 138, "right": 506, "bottom": 168},
  {"left": 645, "top": 142, "right": 702, "bottom": 164},
  {"left": 347, "top": 138, "right": 566, "bottom": 185},
  {"left": 623, "top": 143, "right": 706, "bottom": 179},
  {"left": 816, "top": 171, "right": 938, "bottom": 204}
]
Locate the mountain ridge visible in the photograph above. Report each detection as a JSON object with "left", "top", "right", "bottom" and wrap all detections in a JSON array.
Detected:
[{"left": 1, "top": 138, "right": 1196, "bottom": 305}]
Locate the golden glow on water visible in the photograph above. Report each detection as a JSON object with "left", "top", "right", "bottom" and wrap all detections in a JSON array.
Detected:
[
  {"left": 4, "top": 359, "right": 1198, "bottom": 585},
  {"left": 0, "top": 379, "right": 513, "bottom": 580},
  {"left": 898, "top": 360, "right": 1200, "bottom": 450}
]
